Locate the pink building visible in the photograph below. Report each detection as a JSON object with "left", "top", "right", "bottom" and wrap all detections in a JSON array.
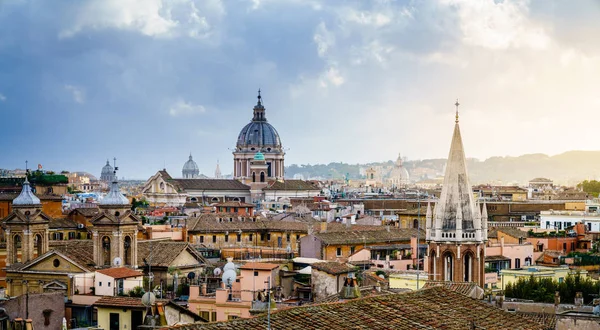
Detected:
[{"left": 187, "top": 262, "right": 279, "bottom": 322}]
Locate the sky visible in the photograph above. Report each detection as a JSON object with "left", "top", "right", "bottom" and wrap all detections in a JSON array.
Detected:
[{"left": 1, "top": 0, "right": 600, "bottom": 179}]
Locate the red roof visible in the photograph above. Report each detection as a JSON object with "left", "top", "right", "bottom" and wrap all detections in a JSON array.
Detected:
[
  {"left": 239, "top": 262, "right": 279, "bottom": 271},
  {"left": 96, "top": 267, "right": 143, "bottom": 279}
]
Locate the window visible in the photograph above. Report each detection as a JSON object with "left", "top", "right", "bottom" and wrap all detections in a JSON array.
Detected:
[
  {"left": 108, "top": 282, "right": 111, "bottom": 287},
  {"left": 546, "top": 221, "right": 550, "bottom": 228},
  {"left": 571, "top": 242, "right": 575, "bottom": 251},
  {"left": 199, "top": 236, "right": 204, "bottom": 243},
  {"left": 249, "top": 234, "right": 253, "bottom": 241},
  {"left": 199, "top": 311, "right": 209, "bottom": 321},
  {"left": 212, "top": 236, "right": 217, "bottom": 243},
  {"left": 260, "top": 233, "right": 265, "bottom": 241},
  {"left": 234, "top": 208, "right": 238, "bottom": 213},
  {"left": 336, "top": 247, "right": 342, "bottom": 256},
  {"left": 350, "top": 246, "right": 355, "bottom": 255},
  {"left": 296, "top": 234, "right": 300, "bottom": 241},
  {"left": 228, "top": 315, "right": 240, "bottom": 320},
  {"left": 237, "top": 234, "right": 241, "bottom": 242},
  {"left": 559, "top": 277, "right": 564, "bottom": 283},
  {"left": 267, "top": 233, "right": 271, "bottom": 241},
  {"left": 68, "top": 232, "right": 75, "bottom": 240},
  {"left": 53, "top": 259, "right": 60, "bottom": 267},
  {"left": 99, "top": 282, "right": 102, "bottom": 287},
  {"left": 254, "top": 271, "right": 259, "bottom": 276},
  {"left": 286, "top": 234, "right": 290, "bottom": 242},
  {"left": 563, "top": 243, "right": 567, "bottom": 250},
  {"left": 515, "top": 258, "right": 521, "bottom": 268},
  {"left": 225, "top": 235, "right": 229, "bottom": 242},
  {"left": 211, "top": 312, "right": 217, "bottom": 322}
]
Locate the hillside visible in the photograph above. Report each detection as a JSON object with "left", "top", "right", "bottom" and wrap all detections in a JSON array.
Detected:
[{"left": 285, "top": 151, "right": 600, "bottom": 186}]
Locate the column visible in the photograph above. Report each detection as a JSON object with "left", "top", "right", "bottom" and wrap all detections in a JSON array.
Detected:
[{"left": 6, "top": 229, "right": 11, "bottom": 266}]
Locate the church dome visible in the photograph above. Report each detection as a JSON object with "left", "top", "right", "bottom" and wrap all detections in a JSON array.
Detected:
[
  {"left": 182, "top": 154, "right": 200, "bottom": 178},
  {"left": 100, "top": 160, "right": 115, "bottom": 182},
  {"left": 12, "top": 178, "right": 41, "bottom": 206},
  {"left": 236, "top": 91, "right": 282, "bottom": 152},
  {"left": 389, "top": 153, "right": 410, "bottom": 185},
  {"left": 101, "top": 180, "right": 130, "bottom": 206}
]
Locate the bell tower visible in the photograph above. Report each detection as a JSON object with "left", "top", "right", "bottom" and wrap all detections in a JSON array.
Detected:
[
  {"left": 426, "top": 100, "right": 488, "bottom": 286},
  {"left": 2, "top": 177, "right": 50, "bottom": 266},
  {"left": 91, "top": 161, "right": 140, "bottom": 268}
]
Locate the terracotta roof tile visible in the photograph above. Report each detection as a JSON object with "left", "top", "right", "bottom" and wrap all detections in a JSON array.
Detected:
[
  {"left": 96, "top": 267, "right": 143, "bottom": 279},
  {"left": 166, "top": 286, "right": 543, "bottom": 330},
  {"left": 239, "top": 262, "right": 279, "bottom": 270},
  {"left": 312, "top": 262, "right": 357, "bottom": 275},
  {"left": 263, "top": 180, "right": 320, "bottom": 191}
]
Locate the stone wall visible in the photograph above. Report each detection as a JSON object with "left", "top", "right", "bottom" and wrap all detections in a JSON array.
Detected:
[{"left": 0, "top": 292, "right": 65, "bottom": 330}]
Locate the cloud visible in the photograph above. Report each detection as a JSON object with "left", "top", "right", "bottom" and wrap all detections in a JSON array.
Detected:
[
  {"left": 169, "top": 99, "right": 206, "bottom": 116},
  {"left": 59, "top": 0, "right": 224, "bottom": 39},
  {"left": 313, "top": 22, "right": 334, "bottom": 58},
  {"left": 0, "top": 94, "right": 6, "bottom": 102},
  {"left": 65, "top": 85, "right": 85, "bottom": 104},
  {"left": 319, "top": 66, "right": 344, "bottom": 87}
]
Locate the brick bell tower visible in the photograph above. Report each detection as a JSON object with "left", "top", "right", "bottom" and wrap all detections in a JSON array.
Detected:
[{"left": 426, "top": 100, "right": 488, "bottom": 287}]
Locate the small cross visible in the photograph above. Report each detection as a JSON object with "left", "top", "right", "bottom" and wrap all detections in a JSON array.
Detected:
[{"left": 455, "top": 99, "right": 460, "bottom": 123}]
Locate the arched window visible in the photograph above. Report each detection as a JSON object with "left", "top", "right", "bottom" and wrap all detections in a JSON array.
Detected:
[
  {"left": 102, "top": 236, "right": 111, "bottom": 266},
  {"left": 463, "top": 252, "right": 473, "bottom": 282},
  {"left": 124, "top": 236, "right": 132, "bottom": 266},
  {"left": 443, "top": 252, "right": 454, "bottom": 282},
  {"left": 413, "top": 219, "right": 419, "bottom": 229},
  {"left": 12, "top": 234, "right": 22, "bottom": 264},
  {"left": 159, "top": 182, "right": 165, "bottom": 191},
  {"left": 252, "top": 172, "right": 256, "bottom": 183},
  {"left": 260, "top": 172, "right": 265, "bottom": 183},
  {"left": 34, "top": 234, "right": 43, "bottom": 257}
]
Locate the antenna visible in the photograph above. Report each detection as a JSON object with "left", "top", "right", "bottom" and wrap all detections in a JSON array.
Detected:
[{"left": 112, "top": 257, "right": 122, "bottom": 267}]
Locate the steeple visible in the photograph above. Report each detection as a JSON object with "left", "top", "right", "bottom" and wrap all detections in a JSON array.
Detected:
[
  {"left": 215, "top": 160, "right": 222, "bottom": 179},
  {"left": 431, "top": 100, "right": 483, "bottom": 242},
  {"left": 252, "top": 89, "right": 267, "bottom": 122},
  {"left": 100, "top": 158, "right": 129, "bottom": 206}
]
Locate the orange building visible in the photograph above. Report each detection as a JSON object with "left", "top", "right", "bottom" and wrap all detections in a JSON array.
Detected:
[
  {"left": 214, "top": 201, "right": 254, "bottom": 216},
  {"left": 0, "top": 194, "right": 63, "bottom": 219}
]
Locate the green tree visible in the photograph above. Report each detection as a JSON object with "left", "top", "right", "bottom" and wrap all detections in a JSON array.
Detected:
[
  {"left": 128, "top": 286, "right": 145, "bottom": 297},
  {"left": 577, "top": 180, "right": 600, "bottom": 197}
]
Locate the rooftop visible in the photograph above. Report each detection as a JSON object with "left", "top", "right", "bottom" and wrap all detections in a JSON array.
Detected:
[
  {"left": 167, "top": 286, "right": 544, "bottom": 330},
  {"left": 96, "top": 267, "right": 143, "bottom": 279},
  {"left": 239, "top": 262, "right": 279, "bottom": 271},
  {"left": 312, "top": 262, "right": 357, "bottom": 275}
]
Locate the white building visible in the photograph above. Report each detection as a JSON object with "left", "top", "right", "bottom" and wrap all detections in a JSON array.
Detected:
[
  {"left": 94, "top": 267, "right": 144, "bottom": 296},
  {"left": 540, "top": 210, "right": 600, "bottom": 232}
]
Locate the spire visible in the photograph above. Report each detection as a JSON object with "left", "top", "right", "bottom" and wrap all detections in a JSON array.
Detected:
[
  {"left": 101, "top": 158, "right": 129, "bottom": 206},
  {"left": 425, "top": 202, "right": 433, "bottom": 241},
  {"left": 455, "top": 99, "right": 460, "bottom": 123},
  {"left": 431, "top": 101, "right": 480, "bottom": 242},
  {"left": 252, "top": 89, "right": 266, "bottom": 122}
]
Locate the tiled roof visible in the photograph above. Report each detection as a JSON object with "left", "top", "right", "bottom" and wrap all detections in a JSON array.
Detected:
[
  {"left": 263, "top": 180, "right": 320, "bottom": 191},
  {"left": 170, "top": 179, "right": 250, "bottom": 191},
  {"left": 69, "top": 208, "right": 100, "bottom": 217},
  {"left": 137, "top": 240, "right": 206, "bottom": 267},
  {"left": 0, "top": 193, "right": 63, "bottom": 201},
  {"left": 215, "top": 201, "right": 255, "bottom": 207},
  {"left": 96, "top": 267, "right": 143, "bottom": 279},
  {"left": 515, "top": 312, "right": 556, "bottom": 330},
  {"left": 529, "top": 178, "right": 553, "bottom": 183},
  {"left": 95, "top": 296, "right": 153, "bottom": 308},
  {"left": 315, "top": 285, "right": 395, "bottom": 304},
  {"left": 486, "top": 255, "right": 511, "bottom": 261},
  {"left": 496, "top": 227, "right": 529, "bottom": 239},
  {"left": 49, "top": 240, "right": 96, "bottom": 269},
  {"left": 312, "top": 262, "right": 357, "bottom": 275},
  {"left": 239, "top": 262, "right": 279, "bottom": 271},
  {"left": 422, "top": 281, "right": 481, "bottom": 297},
  {"left": 315, "top": 228, "right": 422, "bottom": 245},
  {"left": 49, "top": 217, "right": 79, "bottom": 229},
  {"left": 167, "top": 286, "right": 544, "bottom": 330}
]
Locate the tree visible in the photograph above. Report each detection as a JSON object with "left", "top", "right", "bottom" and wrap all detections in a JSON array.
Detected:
[
  {"left": 128, "top": 286, "right": 145, "bottom": 297},
  {"left": 577, "top": 180, "right": 600, "bottom": 197}
]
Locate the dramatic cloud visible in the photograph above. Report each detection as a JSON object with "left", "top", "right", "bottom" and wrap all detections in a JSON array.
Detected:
[
  {"left": 0, "top": 94, "right": 6, "bottom": 102},
  {"left": 1, "top": 0, "right": 600, "bottom": 179}
]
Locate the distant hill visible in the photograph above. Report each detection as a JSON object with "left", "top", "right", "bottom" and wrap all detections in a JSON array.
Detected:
[{"left": 285, "top": 151, "right": 600, "bottom": 186}]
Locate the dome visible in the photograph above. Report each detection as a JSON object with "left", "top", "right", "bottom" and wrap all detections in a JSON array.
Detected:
[
  {"left": 236, "top": 90, "right": 282, "bottom": 152},
  {"left": 101, "top": 181, "right": 130, "bottom": 206},
  {"left": 12, "top": 178, "right": 41, "bottom": 206},
  {"left": 237, "top": 121, "right": 282, "bottom": 150},
  {"left": 100, "top": 160, "right": 115, "bottom": 182},
  {"left": 254, "top": 152, "right": 265, "bottom": 161},
  {"left": 182, "top": 154, "right": 200, "bottom": 178}
]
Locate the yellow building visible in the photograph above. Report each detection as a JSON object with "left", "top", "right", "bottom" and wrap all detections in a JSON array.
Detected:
[
  {"left": 388, "top": 270, "right": 429, "bottom": 290},
  {"left": 499, "top": 266, "right": 589, "bottom": 290}
]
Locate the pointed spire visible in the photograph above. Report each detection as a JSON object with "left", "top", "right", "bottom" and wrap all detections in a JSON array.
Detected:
[
  {"left": 455, "top": 99, "right": 460, "bottom": 123},
  {"left": 431, "top": 101, "right": 480, "bottom": 242},
  {"left": 13, "top": 176, "right": 41, "bottom": 206}
]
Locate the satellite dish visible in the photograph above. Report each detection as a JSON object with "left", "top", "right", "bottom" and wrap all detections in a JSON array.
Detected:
[
  {"left": 112, "top": 257, "right": 122, "bottom": 267},
  {"left": 187, "top": 272, "right": 196, "bottom": 280},
  {"left": 222, "top": 269, "right": 237, "bottom": 287},
  {"left": 142, "top": 292, "right": 156, "bottom": 306},
  {"left": 213, "top": 268, "right": 222, "bottom": 276},
  {"left": 223, "top": 259, "right": 235, "bottom": 271}
]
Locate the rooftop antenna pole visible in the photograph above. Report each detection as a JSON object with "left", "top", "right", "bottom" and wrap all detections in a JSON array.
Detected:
[{"left": 417, "top": 189, "right": 421, "bottom": 290}]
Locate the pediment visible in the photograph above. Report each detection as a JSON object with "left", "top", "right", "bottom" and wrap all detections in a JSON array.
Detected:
[
  {"left": 43, "top": 280, "right": 67, "bottom": 290},
  {"left": 20, "top": 251, "right": 89, "bottom": 273}
]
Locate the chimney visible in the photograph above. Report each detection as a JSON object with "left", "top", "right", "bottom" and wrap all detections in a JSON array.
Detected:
[
  {"left": 320, "top": 220, "right": 327, "bottom": 233},
  {"left": 345, "top": 217, "right": 351, "bottom": 228},
  {"left": 575, "top": 292, "right": 584, "bottom": 307},
  {"left": 25, "top": 320, "right": 33, "bottom": 330},
  {"left": 410, "top": 236, "right": 418, "bottom": 261},
  {"left": 201, "top": 283, "right": 207, "bottom": 296},
  {"left": 386, "top": 225, "right": 390, "bottom": 232}
]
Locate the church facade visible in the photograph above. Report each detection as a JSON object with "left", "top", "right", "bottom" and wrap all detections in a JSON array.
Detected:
[{"left": 426, "top": 103, "right": 488, "bottom": 287}]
